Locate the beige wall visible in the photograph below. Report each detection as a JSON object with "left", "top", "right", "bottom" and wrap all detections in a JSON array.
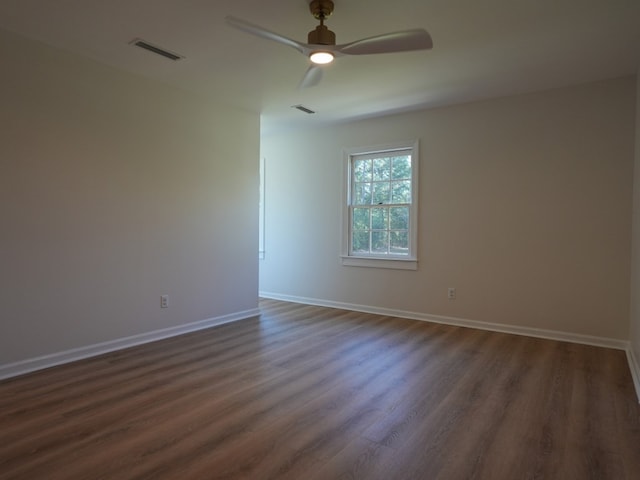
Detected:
[
  {"left": 631, "top": 71, "right": 640, "bottom": 359},
  {"left": 260, "top": 77, "right": 636, "bottom": 340},
  {"left": 0, "top": 29, "right": 260, "bottom": 365}
]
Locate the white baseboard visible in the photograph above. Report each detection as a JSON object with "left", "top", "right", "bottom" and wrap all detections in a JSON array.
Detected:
[
  {"left": 0, "top": 308, "right": 260, "bottom": 381},
  {"left": 259, "top": 291, "right": 629, "bottom": 351},
  {"left": 627, "top": 347, "right": 640, "bottom": 403}
]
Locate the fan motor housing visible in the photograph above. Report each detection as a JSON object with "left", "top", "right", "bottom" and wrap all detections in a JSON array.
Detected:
[{"left": 308, "top": 24, "right": 336, "bottom": 45}]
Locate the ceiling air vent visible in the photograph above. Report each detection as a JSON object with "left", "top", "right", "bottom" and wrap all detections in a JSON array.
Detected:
[
  {"left": 129, "top": 38, "right": 184, "bottom": 61},
  {"left": 292, "top": 104, "right": 316, "bottom": 114}
]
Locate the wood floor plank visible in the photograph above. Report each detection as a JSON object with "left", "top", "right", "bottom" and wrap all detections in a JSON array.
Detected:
[
  {"left": 1, "top": 299, "right": 640, "bottom": 479},
  {"left": 431, "top": 337, "right": 567, "bottom": 480}
]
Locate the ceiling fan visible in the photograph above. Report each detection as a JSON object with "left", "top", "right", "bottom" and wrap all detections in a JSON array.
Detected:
[{"left": 225, "top": 0, "right": 433, "bottom": 88}]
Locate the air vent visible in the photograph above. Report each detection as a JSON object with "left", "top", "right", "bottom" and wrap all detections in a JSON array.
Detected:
[
  {"left": 292, "top": 104, "right": 316, "bottom": 114},
  {"left": 129, "top": 38, "right": 184, "bottom": 61}
]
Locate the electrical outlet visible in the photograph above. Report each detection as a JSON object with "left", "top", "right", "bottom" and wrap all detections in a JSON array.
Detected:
[
  {"left": 447, "top": 288, "right": 456, "bottom": 300},
  {"left": 160, "top": 295, "right": 169, "bottom": 308}
]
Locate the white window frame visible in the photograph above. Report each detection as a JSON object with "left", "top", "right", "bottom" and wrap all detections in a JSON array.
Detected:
[{"left": 341, "top": 140, "right": 419, "bottom": 270}]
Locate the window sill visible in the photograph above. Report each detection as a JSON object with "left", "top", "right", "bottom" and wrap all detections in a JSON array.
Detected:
[{"left": 341, "top": 256, "right": 417, "bottom": 270}]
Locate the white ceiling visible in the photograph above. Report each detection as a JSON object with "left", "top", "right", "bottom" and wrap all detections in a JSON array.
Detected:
[{"left": 0, "top": 0, "right": 639, "bottom": 134}]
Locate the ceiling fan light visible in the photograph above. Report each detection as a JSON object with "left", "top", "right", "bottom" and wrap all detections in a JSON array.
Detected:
[{"left": 310, "top": 51, "right": 334, "bottom": 64}]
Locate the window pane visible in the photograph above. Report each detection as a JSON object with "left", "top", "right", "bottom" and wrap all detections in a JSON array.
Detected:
[
  {"left": 390, "top": 207, "right": 409, "bottom": 230},
  {"left": 353, "top": 159, "right": 372, "bottom": 182},
  {"left": 391, "top": 156, "right": 411, "bottom": 180},
  {"left": 391, "top": 180, "right": 411, "bottom": 204},
  {"left": 373, "top": 182, "right": 390, "bottom": 204},
  {"left": 373, "top": 157, "right": 391, "bottom": 181},
  {"left": 390, "top": 231, "right": 409, "bottom": 255},
  {"left": 371, "top": 207, "right": 388, "bottom": 230},
  {"left": 352, "top": 231, "right": 370, "bottom": 253},
  {"left": 354, "top": 182, "right": 372, "bottom": 205},
  {"left": 353, "top": 208, "right": 370, "bottom": 230},
  {"left": 371, "top": 231, "right": 389, "bottom": 253}
]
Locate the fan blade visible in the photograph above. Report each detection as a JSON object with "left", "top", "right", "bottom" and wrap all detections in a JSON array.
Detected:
[
  {"left": 337, "top": 29, "right": 433, "bottom": 55},
  {"left": 298, "top": 65, "right": 324, "bottom": 89},
  {"left": 225, "top": 16, "right": 307, "bottom": 54}
]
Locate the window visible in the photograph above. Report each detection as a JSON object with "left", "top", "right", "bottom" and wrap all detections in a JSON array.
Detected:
[
  {"left": 259, "top": 157, "right": 265, "bottom": 259},
  {"left": 342, "top": 141, "right": 419, "bottom": 270}
]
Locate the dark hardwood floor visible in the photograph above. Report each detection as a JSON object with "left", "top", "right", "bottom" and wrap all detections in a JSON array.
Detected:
[{"left": 1, "top": 298, "right": 640, "bottom": 479}]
